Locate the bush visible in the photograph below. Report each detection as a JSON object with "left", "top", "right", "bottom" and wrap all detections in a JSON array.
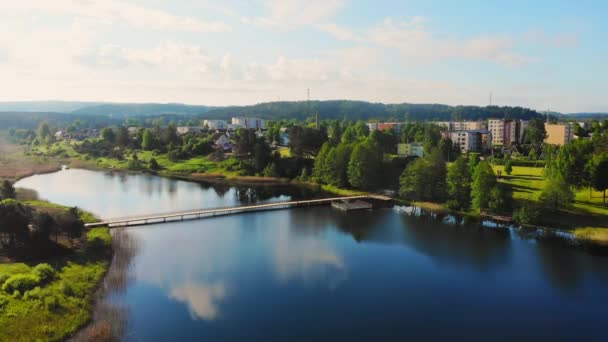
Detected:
[
  {"left": 2, "top": 274, "right": 40, "bottom": 294},
  {"left": 149, "top": 158, "right": 161, "bottom": 170},
  {"left": 33, "top": 263, "right": 55, "bottom": 284},
  {"left": 513, "top": 201, "right": 541, "bottom": 225},
  {"left": 44, "top": 295, "right": 60, "bottom": 312},
  {"left": 0, "top": 294, "right": 8, "bottom": 309},
  {"left": 59, "top": 282, "right": 74, "bottom": 297},
  {"left": 0, "top": 274, "right": 9, "bottom": 287},
  {"left": 23, "top": 286, "right": 43, "bottom": 300}
]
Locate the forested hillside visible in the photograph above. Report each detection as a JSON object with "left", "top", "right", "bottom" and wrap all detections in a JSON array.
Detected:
[
  {"left": 0, "top": 100, "right": 545, "bottom": 129},
  {"left": 200, "top": 101, "right": 543, "bottom": 121}
]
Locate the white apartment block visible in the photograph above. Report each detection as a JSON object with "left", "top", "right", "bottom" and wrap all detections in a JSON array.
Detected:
[
  {"left": 231, "top": 117, "right": 265, "bottom": 129},
  {"left": 448, "top": 130, "right": 492, "bottom": 153},
  {"left": 203, "top": 120, "right": 228, "bottom": 130},
  {"left": 434, "top": 121, "right": 487, "bottom": 131}
]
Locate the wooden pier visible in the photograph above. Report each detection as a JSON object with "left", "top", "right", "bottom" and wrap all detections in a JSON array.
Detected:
[
  {"left": 85, "top": 195, "right": 392, "bottom": 228},
  {"left": 331, "top": 200, "right": 373, "bottom": 211}
]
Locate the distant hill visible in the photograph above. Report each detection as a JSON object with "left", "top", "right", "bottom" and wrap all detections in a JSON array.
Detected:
[
  {"left": 0, "top": 100, "right": 546, "bottom": 128},
  {"left": 0, "top": 101, "right": 103, "bottom": 113},
  {"left": 200, "top": 100, "right": 543, "bottom": 122},
  {"left": 0, "top": 101, "right": 216, "bottom": 117},
  {"left": 0, "top": 112, "right": 123, "bottom": 129},
  {"left": 71, "top": 103, "right": 216, "bottom": 116},
  {"left": 564, "top": 112, "right": 608, "bottom": 120}
]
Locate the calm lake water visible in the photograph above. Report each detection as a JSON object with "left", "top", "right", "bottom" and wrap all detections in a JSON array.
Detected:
[{"left": 16, "top": 169, "right": 608, "bottom": 340}]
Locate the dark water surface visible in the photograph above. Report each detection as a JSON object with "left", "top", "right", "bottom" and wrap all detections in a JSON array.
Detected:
[{"left": 16, "top": 169, "right": 608, "bottom": 340}]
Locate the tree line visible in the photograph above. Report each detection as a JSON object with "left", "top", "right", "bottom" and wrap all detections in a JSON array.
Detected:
[{"left": 0, "top": 181, "right": 85, "bottom": 258}]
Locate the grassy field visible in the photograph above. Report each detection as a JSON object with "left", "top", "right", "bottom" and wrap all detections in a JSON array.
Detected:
[
  {"left": 0, "top": 227, "right": 112, "bottom": 341},
  {"left": 0, "top": 133, "right": 66, "bottom": 180},
  {"left": 493, "top": 165, "right": 608, "bottom": 244}
]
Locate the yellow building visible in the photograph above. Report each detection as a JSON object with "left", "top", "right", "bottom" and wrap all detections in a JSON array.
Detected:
[{"left": 544, "top": 123, "right": 573, "bottom": 146}]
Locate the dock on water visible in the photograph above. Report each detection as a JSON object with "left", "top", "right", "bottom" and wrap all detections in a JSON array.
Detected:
[{"left": 331, "top": 200, "right": 373, "bottom": 211}]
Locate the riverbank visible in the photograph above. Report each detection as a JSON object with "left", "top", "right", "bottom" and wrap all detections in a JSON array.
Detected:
[
  {"left": 0, "top": 201, "right": 113, "bottom": 341},
  {"left": 9, "top": 136, "right": 607, "bottom": 246}
]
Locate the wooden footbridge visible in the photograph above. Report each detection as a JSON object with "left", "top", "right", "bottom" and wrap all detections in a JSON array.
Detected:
[{"left": 85, "top": 195, "right": 392, "bottom": 228}]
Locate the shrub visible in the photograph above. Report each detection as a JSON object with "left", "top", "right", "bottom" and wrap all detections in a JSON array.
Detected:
[
  {"left": 0, "top": 274, "right": 9, "bottom": 287},
  {"left": 513, "top": 201, "right": 541, "bottom": 225},
  {"left": 2, "top": 274, "right": 40, "bottom": 294},
  {"left": 0, "top": 294, "right": 8, "bottom": 309},
  {"left": 33, "top": 263, "right": 55, "bottom": 284},
  {"left": 44, "top": 295, "right": 60, "bottom": 312},
  {"left": 60, "top": 282, "right": 75, "bottom": 297},
  {"left": 23, "top": 286, "right": 43, "bottom": 300}
]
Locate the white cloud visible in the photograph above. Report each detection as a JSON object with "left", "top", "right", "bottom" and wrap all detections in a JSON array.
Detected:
[
  {"left": 77, "top": 42, "right": 215, "bottom": 73},
  {"left": 319, "top": 17, "right": 540, "bottom": 67},
  {"left": 243, "top": 0, "right": 345, "bottom": 28},
  {"left": 3, "top": 0, "right": 230, "bottom": 32}
]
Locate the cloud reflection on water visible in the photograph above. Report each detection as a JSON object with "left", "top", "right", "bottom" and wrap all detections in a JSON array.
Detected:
[{"left": 169, "top": 282, "right": 227, "bottom": 321}]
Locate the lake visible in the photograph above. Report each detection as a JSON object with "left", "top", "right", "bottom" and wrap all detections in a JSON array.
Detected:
[{"left": 16, "top": 169, "right": 608, "bottom": 340}]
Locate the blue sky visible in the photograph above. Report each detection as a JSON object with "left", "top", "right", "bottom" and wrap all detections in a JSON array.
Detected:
[{"left": 0, "top": 0, "right": 606, "bottom": 112}]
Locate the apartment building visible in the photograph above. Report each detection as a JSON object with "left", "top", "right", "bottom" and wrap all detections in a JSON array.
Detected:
[
  {"left": 545, "top": 123, "right": 574, "bottom": 146},
  {"left": 203, "top": 120, "right": 228, "bottom": 130},
  {"left": 231, "top": 117, "right": 265, "bottom": 129},
  {"left": 488, "top": 119, "right": 527, "bottom": 146},
  {"left": 448, "top": 130, "right": 492, "bottom": 153},
  {"left": 435, "top": 121, "right": 487, "bottom": 131}
]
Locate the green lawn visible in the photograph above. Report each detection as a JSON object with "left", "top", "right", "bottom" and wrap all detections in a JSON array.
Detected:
[{"left": 493, "top": 165, "right": 608, "bottom": 238}]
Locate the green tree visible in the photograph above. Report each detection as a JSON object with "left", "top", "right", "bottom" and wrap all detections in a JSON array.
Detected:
[
  {"left": 263, "top": 163, "right": 279, "bottom": 177},
  {"left": 332, "top": 143, "right": 353, "bottom": 187},
  {"left": 32, "top": 212, "right": 57, "bottom": 242},
  {"left": 252, "top": 141, "right": 272, "bottom": 173},
  {"left": 525, "top": 118, "right": 547, "bottom": 145},
  {"left": 347, "top": 140, "right": 383, "bottom": 190},
  {"left": 400, "top": 158, "right": 430, "bottom": 200},
  {"left": 399, "top": 150, "right": 447, "bottom": 201},
  {"left": 116, "top": 126, "right": 130, "bottom": 146},
  {"left": 37, "top": 121, "right": 51, "bottom": 141},
  {"left": 538, "top": 175, "right": 574, "bottom": 211},
  {"left": 141, "top": 130, "right": 154, "bottom": 150},
  {"left": 149, "top": 158, "right": 161, "bottom": 171},
  {"left": 164, "top": 124, "right": 179, "bottom": 145},
  {"left": 312, "top": 143, "right": 330, "bottom": 182},
  {"left": 1, "top": 180, "right": 16, "bottom": 200},
  {"left": 0, "top": 199, "right": 30, "bottom": 249},
  {"left": 471, "top": 161, "right": 496, "bottom": 211},
  {"left": 101, "top": 127, "right": 116, "bottom": 143},
  {"left": 57, "top": 207, "right": 84, "bottom": 246},
  {"left": 504, "top": 159, "right": 513, "bottom": 175},
  {"left": 446, "top": 157, "right": 471, "bottom": 209},
  {"left": 488, "top": 184, "right": 509, "bottom": 212},
  {"left": 323, "top": 147, "right": 338, "bottom": 184},
  {"left": 588, "top": 153, "right": 608, "bottom": 204}
]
